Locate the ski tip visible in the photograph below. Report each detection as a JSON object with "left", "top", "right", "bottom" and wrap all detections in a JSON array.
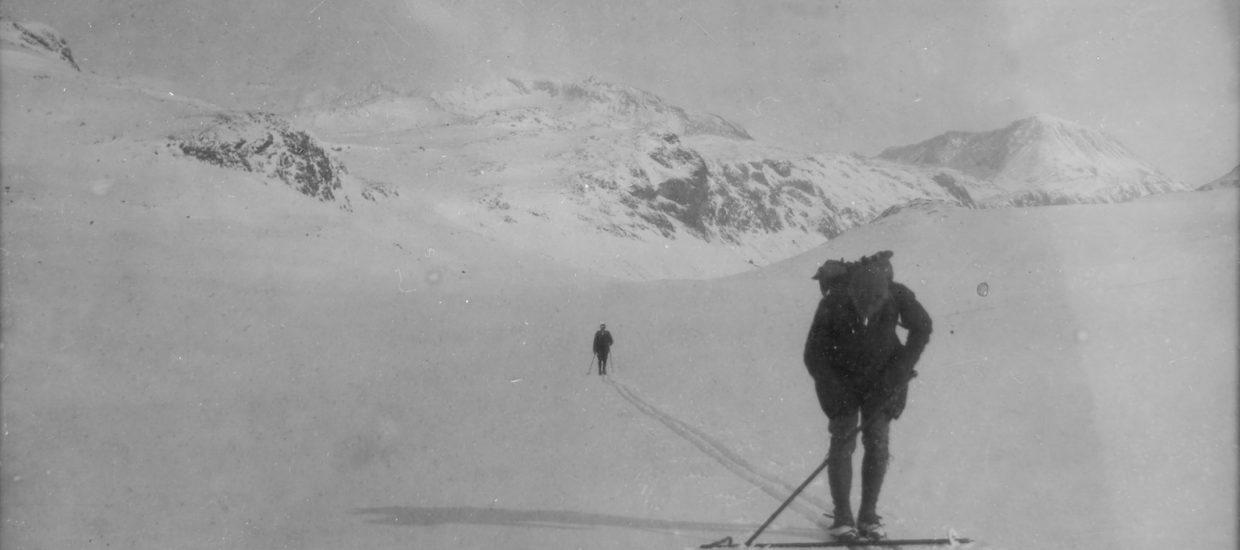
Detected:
[
  {"left": 701, "top": 535, "right": 737, "bottom": 548},
  {"left": 946, "top": 527, "right": 981, "bottom": 547}
]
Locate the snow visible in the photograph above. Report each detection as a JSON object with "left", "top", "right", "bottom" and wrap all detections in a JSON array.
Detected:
[
  {"left": 877, "top": 115, "right": 1188, "bottom": 205},
  {"left": 3, "top": 29, "right": 1237, "bottom": 550}
]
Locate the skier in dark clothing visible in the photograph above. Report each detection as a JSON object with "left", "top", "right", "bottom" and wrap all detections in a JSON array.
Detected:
[
  {"left": 803, "top": 251, "right": 932, "bottom": 541},
  {"left": 593, "top": 323, "right": 614, "bottom": 375}
]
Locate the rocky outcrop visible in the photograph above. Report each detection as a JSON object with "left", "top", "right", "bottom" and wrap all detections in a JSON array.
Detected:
[
  {"left": 0, "top": 19, "right": 81, "bottom": 70},
  {"left": 173, "top": 111, "right": 349, "bottom": 204},
  {"left": 556, "top": 132, "right": 981, "bottom": 245}
]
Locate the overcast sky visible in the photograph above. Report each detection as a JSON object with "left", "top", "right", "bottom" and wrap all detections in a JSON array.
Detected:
[
  {"left": 5, "top": 0, "right": 1236, "bottom": 184},
  {"left": 452, "top": 0, "right": 1238, "bottom": 185}
]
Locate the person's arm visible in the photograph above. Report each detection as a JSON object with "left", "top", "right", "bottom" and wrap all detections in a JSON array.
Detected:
[
  {"left": 893, "top": 283, "right": 932, "bottom": 375},
  {"left": 803, "top": 298, "right": 832, "bottom": 378}
]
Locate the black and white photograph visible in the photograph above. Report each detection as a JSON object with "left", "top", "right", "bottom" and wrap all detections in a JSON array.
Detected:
[{"left": 1, "top": 1, "right": 1236, "bottom": 549}]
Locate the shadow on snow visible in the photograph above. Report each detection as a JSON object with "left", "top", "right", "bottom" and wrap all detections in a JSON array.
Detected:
[{"left": 351, "top": 505, "right": 824, "bottom": 540}]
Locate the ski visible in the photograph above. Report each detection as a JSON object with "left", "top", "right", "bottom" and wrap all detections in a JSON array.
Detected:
[{"left": 701, "top": 535, "right": 972, "bottom": 548}]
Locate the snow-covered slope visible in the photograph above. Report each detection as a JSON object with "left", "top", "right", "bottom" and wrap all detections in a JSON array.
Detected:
[
  {"left": 877, "top": 114, "right": 1188, "bottom": 206},
  {"left": 5, "top": 109, "right": 1235, "bottom": 550},
  {"left": 3, "top": 23, "right": 1236, "bottom": 550},
  {"left": 428, "top": 77, "right": 753, "bottom": 140}
]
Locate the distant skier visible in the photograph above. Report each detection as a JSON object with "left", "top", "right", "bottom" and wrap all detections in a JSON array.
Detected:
[
  {"left": 593, "top": 323, "right": 614, "bottom": 376},
  {"left": 803, "top": 251, "right": 932, "bottom": 541}
]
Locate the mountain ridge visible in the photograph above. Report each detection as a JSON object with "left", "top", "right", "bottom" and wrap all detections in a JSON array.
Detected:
[
  {"left": 877, "top": 114, "right": 1188, "bottom": 205},
  {"left": 2, "top": 19, "right": 1198, "bottom": 281}
]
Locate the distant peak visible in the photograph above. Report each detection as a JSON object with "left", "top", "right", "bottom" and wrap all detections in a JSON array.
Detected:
[
  {"left": 1024, "top": 113, "right": 1072, "bottom": 124},
  {"left": 1008, "top": 113, "right": 1085, "bottom": 131},
  {"left": 876, "top": 114, "right": 1186, "bottom": 201}
]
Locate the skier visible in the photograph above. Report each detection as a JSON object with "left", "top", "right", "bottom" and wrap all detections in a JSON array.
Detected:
[
  {"left": 803, "top": 251, "right": 932, "bottom": 541},
  {"left": 593, "top": 323, "right": 614, "bottom": 376}
]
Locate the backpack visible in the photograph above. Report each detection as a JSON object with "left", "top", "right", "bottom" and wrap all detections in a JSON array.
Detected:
[{"left": 811, "top": 250, "right": 894, "bottom": 296}]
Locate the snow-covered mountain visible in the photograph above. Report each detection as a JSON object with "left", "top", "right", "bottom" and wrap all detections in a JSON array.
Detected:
[
  {"left": 431, "top": 77, "right": 754, "bottom": 140},
  {"left": 0, "top": 18, "right": 1193, "bottom": 281},
  {"left": 1198, "top": 164, "right": 1239, "bottom": 190},
  {"left": 297, "top": 77, "right": 989, "bottom": 279},
  {"left": 877, "top": 114, "right": 1188, "bottom": 206}
]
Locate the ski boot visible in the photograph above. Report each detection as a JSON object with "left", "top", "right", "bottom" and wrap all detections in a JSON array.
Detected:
[
  {"left": 825, "top": 515, "right": 858, "bottom": 542},
  {"left": 857, "top": 515, "right": 886, "bottom": 541}
]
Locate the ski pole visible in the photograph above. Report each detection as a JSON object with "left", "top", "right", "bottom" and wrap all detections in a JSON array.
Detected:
[
  {"left": 744, "top": 394, "right": 900, "bottom": 547},
  {"left": 588, "top": 356, "right": 596, "bottom": 375}
]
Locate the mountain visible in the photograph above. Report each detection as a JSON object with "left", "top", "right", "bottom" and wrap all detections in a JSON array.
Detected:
[
  {"left": 0, "top": 20, "right": 1191, "bottom": 283},
  {"left": 877, "top": 114, "right": 1188, "bottom": 206},
  {"left": 297, "top": 76, "right": 987, "bottom": 279},
  {"left": 2, "top": 20, "right": 986, "bottom": 282},
  {"left": 1198, "top": 164, "right": 1239, "bottom": 190},
  {"left": 429, "top": 77, "right": 754, "bottom": 140}
]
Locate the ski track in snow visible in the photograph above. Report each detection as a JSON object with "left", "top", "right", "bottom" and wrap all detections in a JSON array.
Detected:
[{"left": 605, "top": 376, "right": 833, "bottom": 528}]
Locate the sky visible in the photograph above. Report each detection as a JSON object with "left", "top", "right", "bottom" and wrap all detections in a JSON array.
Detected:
[
  {"left": 1, "top": 0, "right": 1236, "bottom": 182},
  {"left": 459, "top": 0, "right": 1239, "bottom": 185}
]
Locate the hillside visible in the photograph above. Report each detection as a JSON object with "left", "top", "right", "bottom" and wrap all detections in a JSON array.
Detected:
[{"left": 877, "top": 114, "right": 1188, "bottom": 206}]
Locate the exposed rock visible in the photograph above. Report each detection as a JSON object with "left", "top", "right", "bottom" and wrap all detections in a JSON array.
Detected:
[
  {"left": 0, "top": 19, "right": 81, "bottom": 70},
  {"left": 173, "top": 111, "right": 348, "bottom": 204}
]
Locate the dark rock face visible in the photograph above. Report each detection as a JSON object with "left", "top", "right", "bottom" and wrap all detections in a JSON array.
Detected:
[
  {"left": 932, "top": 173, "right": 977, "bottom": 208},
  {"left": 608, "top": 137, "right": 976, "bottom": 244},
  {"left": 174, "top": 112, "right": 347, "bottom": 203},
  {"left": 1, "top": 20, "right": 81, "bottom": 71}
]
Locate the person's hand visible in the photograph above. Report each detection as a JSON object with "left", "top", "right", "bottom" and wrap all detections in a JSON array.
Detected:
[{"left": 883, "top": 383, "right": 910, "bottom": 419}]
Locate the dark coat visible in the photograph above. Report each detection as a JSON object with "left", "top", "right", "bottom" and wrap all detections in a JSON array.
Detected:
[
  {"left": 593, "top": 330, "right": 613, "bottom": 355},
  {"left": 803, "top": 282, "right": 932, "bottom": 419}
]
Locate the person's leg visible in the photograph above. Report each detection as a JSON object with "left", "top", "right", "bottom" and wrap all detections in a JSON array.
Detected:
[
  {"left": 826, "top": 409, "right": 860, "bottom": 529},
  {"left": 858, "top": 403, "right": 892, "bottom": 537}
]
